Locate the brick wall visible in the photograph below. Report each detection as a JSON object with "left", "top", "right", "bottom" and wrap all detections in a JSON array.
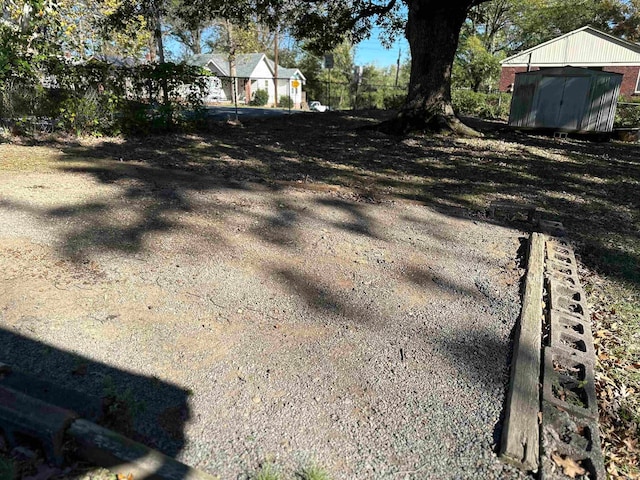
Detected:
[
  {"left": 499, "top": 67, "right": 538, "bottom": 92},
  {"left": 602, "top": 66, "right": 640, "bottom": 96}
]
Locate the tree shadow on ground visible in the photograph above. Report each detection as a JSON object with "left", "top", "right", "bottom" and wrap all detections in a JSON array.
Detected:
[
  {"left": 48, "top": 111, "right": 638, "bottom": 288},
  {"left": 0, "top": 327, "right": 190, "bottom": 476},
  {"left": 2, "top": 110, "right": 638, "bottom": 476}
]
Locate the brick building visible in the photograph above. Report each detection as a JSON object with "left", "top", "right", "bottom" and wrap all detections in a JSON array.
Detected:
[{"left": 500, "top": 26, "right": 640, "bottom": 96}]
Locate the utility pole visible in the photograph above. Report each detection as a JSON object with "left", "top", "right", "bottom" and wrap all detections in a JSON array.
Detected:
[
  {"left": 274, "top": 27, "right": 279, "bottom": 108},
  {"left": 395, "top": 48, "right": 401, "bottom": 88}
]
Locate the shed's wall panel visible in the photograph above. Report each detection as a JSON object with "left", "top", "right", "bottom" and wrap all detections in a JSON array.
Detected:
[{"left": 508, "top": 68, "right": 622, "bottom": 132}]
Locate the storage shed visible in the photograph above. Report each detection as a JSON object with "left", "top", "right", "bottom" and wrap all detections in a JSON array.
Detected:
[{"left": 508, "top": 67, "right": 622, "bottom": 132}]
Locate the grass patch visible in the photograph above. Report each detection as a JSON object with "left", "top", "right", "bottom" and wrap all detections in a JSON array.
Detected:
[
  {"left": 296, "top": 465, "right": 332, "bottom": 480},
  {"left": 252, "top": 463, "right": 282, "bottom": 480}
]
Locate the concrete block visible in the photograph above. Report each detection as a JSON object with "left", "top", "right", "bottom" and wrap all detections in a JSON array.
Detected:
[
  {"left": 547, "top": 277, "right": 588, "bottom": 320},
  {"left": 546, "top": 268, "right": 580, "bottom": 289},
  {"left": 542, "top": 347, "right": 597, "bottom": 420},
  {"left": 68, "top": 419, "right": 217, "bottom": 480},
  {"left": 551, "top": 328, "right": 595, "bottom": 361},
  {"left": 549, "top": 310, "right": 595, "bottom": 358},
  {"left": 546, "top": 239, "right": 573, "bottom": 257},
  {"left": 0, "top": 385, "right": 77, "bottom": 465},
  {"left": 540, "top": 402, "right": 605, "bottom": 479},
  {"left": 548, "top": 253, "right": 577, "bottom": 271},
  {"left": 545, "top": 260, "right": 580, "bottom": 284}
]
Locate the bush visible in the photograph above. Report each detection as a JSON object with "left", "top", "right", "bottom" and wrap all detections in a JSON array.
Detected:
[
  {"left": 451, "top": 90, "right": 511, "bottom": 119},
  {"left": 251, "top": 89, "right": 269, "bottom": 106},
  {"left": 2, "top": 60, "right": 213, "bottom": 136},
  {"left": 615, "top": 97, "right": 640, "bottom": 128},
  {"left": 383, "top": 92, "right": 405, "bottom": 110},
  {"left": 279, "top": 95, "right": 293, "bottom": 108},
  {"left": 58, "top": 89, "right": 121, "bottom": 136}
]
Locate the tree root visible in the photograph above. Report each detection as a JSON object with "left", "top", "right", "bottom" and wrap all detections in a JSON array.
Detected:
[{"left": 376, "top": 110, "right": 483, "bottom": 137}]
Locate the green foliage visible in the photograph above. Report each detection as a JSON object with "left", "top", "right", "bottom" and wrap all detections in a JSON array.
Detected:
[
  {"left": 252, "top": 463, "right": 281, "bottom": 480},
  {"left": 615, "top": 97, "right": 640, "bottom": 128},
  {"left": 58, "top": 90, "right": 117, "bottom": 136},
  {"left": 453, "top": 35, "right": 503, "bottom": 92},
  {"left": 296, "top": 465, "right": 331, "bottom": 480},
  {"left": 383, "top": 92, "right": 405, "bottom": 110},
  {"left": 509, "top": 0, "right": 614, "bottom": 52},
  {"left": 452, "top": 90, "right": 511, "bottom": 119},
  {"left": 1, "top": 58, "right": 211, "bottom": 136},
  {"left": 0, "top": 0, "right": 64, "bottom": 86},
  {"left": 251, "top": 89, "right": 269, "bottom": 106},
  {"left": 279, "top": 95, "right": 294, "bottom": 108}
]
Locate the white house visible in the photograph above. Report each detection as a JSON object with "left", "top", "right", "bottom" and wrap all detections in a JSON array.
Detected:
[{"left": 186, "top": 53, "right": 306, "bottom": 107}]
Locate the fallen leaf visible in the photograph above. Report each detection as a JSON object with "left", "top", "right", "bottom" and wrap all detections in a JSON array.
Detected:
[{"left": 551, "top": 453, "right": 586, "bottom": 478}]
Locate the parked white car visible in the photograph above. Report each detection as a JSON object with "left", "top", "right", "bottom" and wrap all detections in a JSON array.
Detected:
[{"left": 309, "top": 101, "right": 328, "bottom": 112}]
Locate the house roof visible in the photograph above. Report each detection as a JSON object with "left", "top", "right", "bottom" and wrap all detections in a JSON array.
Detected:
[
  {"left": 187, "top": 53, "right": 305, "bottom": 80},
  {"left": 84, "top": 54, "right": 139, "bottom": 67},
  {"left": 501, "top": 26, "right": 640, "bottom": 66},
  {"left": 187, "top": 53, "right": 268, "bottom": 77},
  {"left": 265, "top": 58, "right": 306, "bottom": 81}
]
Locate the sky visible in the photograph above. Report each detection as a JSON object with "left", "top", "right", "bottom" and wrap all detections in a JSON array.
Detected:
[
  {"left": 353, "top": 32, "right": 409, "bottom": 68},
  {"left": 165, "top": 26, "right": 411, "bottom": 69}
]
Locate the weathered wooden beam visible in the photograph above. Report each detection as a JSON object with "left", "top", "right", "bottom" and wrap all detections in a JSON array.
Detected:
[{"left": 500, "top": 232, "right": 545, "bottom": 471}]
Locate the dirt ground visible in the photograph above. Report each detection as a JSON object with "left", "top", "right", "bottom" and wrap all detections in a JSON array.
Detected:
[
  {"left": 0, "top": 123, "right": 530, "bottom": 479},
  {"left": 0, "top": 111, "right": 637, "bottom": 478}
]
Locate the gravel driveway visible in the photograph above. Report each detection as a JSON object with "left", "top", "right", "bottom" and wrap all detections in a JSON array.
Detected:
[{"left": 0, "top": 158, "right": 528, "bottom": 479}]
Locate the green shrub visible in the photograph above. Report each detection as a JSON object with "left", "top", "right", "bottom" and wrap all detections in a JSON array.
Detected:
[
  {"left": 383, "top": 92, "right": 405, "bottom": 110},
  {"left": 58, "top": 89, "right": 120, "bottom": 136},
  {"left": 251, "top": 89, "right": 269, "bottom": 106},
  {"left": 279, "top": 95, "right": 293, "bottom": 108},
  {"left": 357, "top": 89, "right": 385, "bottom": 109},
  {"left": 615, "top": 97, "right": 640, "bottom": 128},
  {"left": 451, "top": 90, "right": 511, "bottom": 119}
]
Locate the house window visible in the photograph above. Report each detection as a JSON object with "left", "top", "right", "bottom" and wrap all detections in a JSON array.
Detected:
[
  {"left": 264, "top": 80, "right": 269, "bottom": 89},
  {"left": 636, "top": 70, "right": 640, "bottom": 93}
]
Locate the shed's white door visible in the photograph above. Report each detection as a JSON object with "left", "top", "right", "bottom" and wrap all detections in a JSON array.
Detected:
[
  {"left": 535, "top": 76, "right": 565, "bottom": 128},
  {"left": 557, "top": 76, "right": 590, "bottom": 130},
  {"left": 535, "top": 75, "right": 591, "bottom": 130}
]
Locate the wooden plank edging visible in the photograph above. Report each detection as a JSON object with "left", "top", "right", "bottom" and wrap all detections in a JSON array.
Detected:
[{"left": 499, "top": 232, "right": 545, "bottom": 471}]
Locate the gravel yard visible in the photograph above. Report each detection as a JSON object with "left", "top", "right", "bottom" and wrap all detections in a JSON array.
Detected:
[{"left": 0, "top": 147, "right": 528, "bottom": 479}]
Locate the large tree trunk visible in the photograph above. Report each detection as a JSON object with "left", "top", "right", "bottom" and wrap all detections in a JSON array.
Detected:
[{"left": 383, "top": 1, "right": 482, "bottom": 136}]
